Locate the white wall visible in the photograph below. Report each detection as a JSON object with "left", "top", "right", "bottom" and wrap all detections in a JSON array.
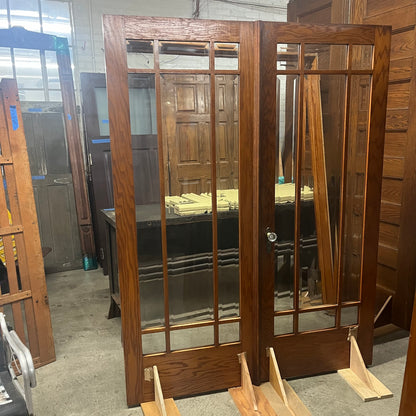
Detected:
[{"left": 71, "top": 0, "right": 289, "bottom": 75}]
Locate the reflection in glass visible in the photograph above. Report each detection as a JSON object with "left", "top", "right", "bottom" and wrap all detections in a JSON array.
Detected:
[
  {"left": 275, "top": 75, "right": 298, "bottom": 312},
  {"left": 342, "top": 75, "right": 370, "bottom": 302},
  {"left": 351, "top": 45, "right": 373, "bottom": 70},
  {"left": 216, "top": 75, "right": 239, "bottom": 319},
  {"left": 274, "top": 314, "right": 293, "bottom": 336},
  {"left": 126, "top": 40, "right": 154, "bottom": 69},
  {"left": 161, "top": 74, "right": 214, "bottom": 325},
  {"left": 299, "top": 309, "right": 336, "bottom": 332},
  {"left": 219, "top": 322, "right": 239, "bottom": 343},
  {"left": 160, "top": 41, "right": 209, "bottom": 70},
  {"left": 304, "top": 44, "right": 347, "bottom": 70},
  {"left": 277, "top": 44, "right": 299, "bottom": 70},
  {"left": 93, "top": 75, "right": 157, "bottom": 137},
  {"left": 215, "top": 43, "right": 239, "bottom": 70},
  {"left": 341, "top": 306, "right": 359, "bottom": 327},
  {"left": 300, "top": 74, "right": 346, "bottom": 308},
  {"left": 142, "top": 332, "right": 166, "bottom": 355},
  {"left": 18, "top": 89, "right": 44, "bottom": 101},
  {"left": 170, "top": 326, "right": 214, "bottom": 351}
]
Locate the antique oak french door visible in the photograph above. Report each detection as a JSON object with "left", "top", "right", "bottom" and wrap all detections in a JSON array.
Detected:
[{"left": 103, "top": 16, "right": 390, "bottom": 406}]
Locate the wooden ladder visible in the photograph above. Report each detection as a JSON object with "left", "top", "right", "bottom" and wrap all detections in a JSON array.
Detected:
[{"left": 0, "top": 78, "right": 55, "bottom": 366}]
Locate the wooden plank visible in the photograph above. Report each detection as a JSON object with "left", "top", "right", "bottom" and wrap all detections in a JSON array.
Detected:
[
  {"left": 305, "top": 60, "right": 335, "bottom": 304},
  {"left": 377, "top": 265, "right": 398, "bottom": 289},
  {"left": 260, "top": 382, "right": 294, "bottom": 416},
  {"left": 386, "top": 109, "right": 408, "bottom": 131},
  {"left": 284, "top": 380, "right": 311, "bottom": 416},
  {"left": 378, "top": 222, "right": 400, "bottom": 248},
  {"left": 364, "top": 4, "right": 416, "bottom": 31},
  {"left": 389, "top": 59, "right": 413, "bottom": 82},
  {"left": 229, "top": 385, "right": 276, "bottom": 416},
  {"left": 367, "top": 0, "right": 416, "bottom": 18},
  {"left": 141, "top": 399, "right": 181, "bottom": 416},
  {"left": 387, "top": 82, "right": 410, "bottom": 109},
  {"left": 239, "top": 353, "right": 257, "bottom": 411},
  {"left": 338, "top": 368, "right": 379, "bottom": 401},
  {"left": 358, "top": 24, "right": 391, "bottom": 364},
  {"left": 378, "top": 244, "right": 398, "bottom": 269},
  {"left": 390, "top": 30, "right": 415, "bottom": 60},
  {"left": 381, "top": 178, "right": 402, "bottom": 204},
  {"left": 384, "top": 132, "right": 407, "bottom": 157},
  {"left": 382, "top": 157, "right": 404, "bottom": 179},
  {"left": 0, "top": 290, "right": 31, "bottom": 306},
  {"left": 57, "top": 45, "right": 95, "bottom": 259}
]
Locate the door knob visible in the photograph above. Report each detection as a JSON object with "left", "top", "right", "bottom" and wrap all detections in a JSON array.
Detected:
[{"left": 266, "top": 228, "right": 278, "bottom": 243}]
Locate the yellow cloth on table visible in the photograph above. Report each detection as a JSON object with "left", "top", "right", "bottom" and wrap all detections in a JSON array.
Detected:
[{"left": 0, "top": 210, "right": 17, "bottom": 264}]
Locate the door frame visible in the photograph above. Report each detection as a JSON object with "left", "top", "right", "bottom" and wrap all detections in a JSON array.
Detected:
[{"left": 103, "top": 16, "right": 390, "bottom": 406}]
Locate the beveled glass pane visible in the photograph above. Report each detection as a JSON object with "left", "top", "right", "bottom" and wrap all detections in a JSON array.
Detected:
[
  {"left": 215, "top": 42, "right": 239, "bottom": 70},
  {"left": 14, "top": 49, "right": 43, "bottom": 90},
  {"left": 216, "top": 74, "right": 239, "bottom": 319},
  {"left": 219, "top": 322, "right": 239, "bottom": 344},
  {"left": 351, "top": 45, "right": 373, "bottom": 70},
  {"left": 341, "top": 306, "right": 359, "bottom": 327},
  {"left": 274, "top": 314, "right": 293, "bottom": 336},
  {"left": 342, "top": 75, "right": 371, "bottom": 302},
  {"left": 161, "top": 74, "right": 214, "bottom": 325},
  {"left": 275, "top": 75, "right": 299, "bottom": 312},
  {"left": 45, "top": 50, "right": 60, "bottom": 90},
  {"left": 10, "top": 0, "right": 40, "bottom": 32},
  {"left": 170, "top": 326, "right": 214, "bottom": 351},
  {"left": 126, "top": 74, "right": 164, "bottom": 330},
  {"left": 93, "top": 87, "right": 109, "bottom": 136},
  {"left": 300, "top": 74, "right": 346, "bottom": 308},
  {"left": 126, "top": 40, "right": 154, "bottom": 69},
  {"left": 299, "top": 309, "right": 336, "bottom": 332},
  {"left": 142, "top": 332, "right": 166, "bottom": 355},
  {"left": 93, "top": 75, "right": 157, "bottom": 137},
  {"left": 0, "top": 48, "right": 13, "bottom": 77},
  {"left": 41, "top": 0, "right": 72, "bottom": 44},
  {"left": 304, "top": 44, "right": 348, "bottom": 70},
  {"left": 277, "top": 44, "right": 299, "bottom": 70},
  {"left": 159, "top": 41, "right": 209, "bottom": 70}
]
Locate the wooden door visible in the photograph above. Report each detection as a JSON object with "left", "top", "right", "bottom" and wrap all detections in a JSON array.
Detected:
[
  {"left": 21, "top": 104, "right": 82, "bottom": 272},
  {"left": 103, "top": 16, "right": 390, "bottom": 407},
  {"left": 257, "top": 22, "right": 390, "bottom": 381},
  {"left": 104, "top": 16, "right": 254, "bottom": 406}
]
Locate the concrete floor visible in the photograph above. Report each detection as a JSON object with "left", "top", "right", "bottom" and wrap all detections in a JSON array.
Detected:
[{"left": 31, "top": 268, "right": 409, "bottom": 415}]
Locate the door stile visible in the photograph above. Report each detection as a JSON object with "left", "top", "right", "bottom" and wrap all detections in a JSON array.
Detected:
[
  {"left": 153, "top": 39, "right": 172, "bottom": 354},
  {"left": 256, "top": 21, "right": 277, "bottom": 383},
  {"left": 358, "top": 26, "right": 391, "bottom": 363},
  {"left": 239, "top": 21, "right": 260, "bottom": 382},
  {"left": 103, "top": 15, "right": 143, "bottom": 406}
]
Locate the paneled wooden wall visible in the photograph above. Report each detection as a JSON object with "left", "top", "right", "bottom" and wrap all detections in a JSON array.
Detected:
[{"left": 288, "top": 0, "right": 416, "bottom": 329}]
